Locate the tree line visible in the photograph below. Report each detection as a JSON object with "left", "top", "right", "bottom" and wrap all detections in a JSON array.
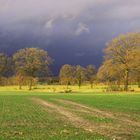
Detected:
[
  {"left": 0, "top": 48, "right": 52, "bottom": 90},
  {"left": 59, "top": 64, "right": 96, "bottom": 89},
  {"left": 0, "top": 32, "right": 140, "bottom": 91}
]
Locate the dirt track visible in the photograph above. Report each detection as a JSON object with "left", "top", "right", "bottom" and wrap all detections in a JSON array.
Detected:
[
  {"left": 55, "top": 99, "right": 140, "bottom": 128},
  {"left": 32, "top": 98, "right": 140, "bottom": 140}
]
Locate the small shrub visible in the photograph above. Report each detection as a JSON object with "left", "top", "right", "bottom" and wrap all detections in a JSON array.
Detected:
[
  {"left": 106, "top": 85, "right": 123, "bottom": 92},
  {"left": 64, "top": 89, "right": 72, "bottom": 93}
]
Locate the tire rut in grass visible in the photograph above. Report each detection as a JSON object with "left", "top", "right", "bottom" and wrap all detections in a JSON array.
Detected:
[
  {"left": 32, "top": 97, "right": 137, "bottom": 140},
  {"left": 55, "top": 99, "right": 140, "bottom": 128}
]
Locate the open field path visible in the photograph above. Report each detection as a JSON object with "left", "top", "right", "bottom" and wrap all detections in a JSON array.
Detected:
[
  {"left": 32, "top": 97, "right": 140, "bottom": 140},
  {"left": 54, "top": 99, "right": 140, "bottom": 128}
]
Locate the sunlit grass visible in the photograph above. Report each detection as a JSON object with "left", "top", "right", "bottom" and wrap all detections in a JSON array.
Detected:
[{"left": 0, "top": 84, "right": 140, "bottom": 93}]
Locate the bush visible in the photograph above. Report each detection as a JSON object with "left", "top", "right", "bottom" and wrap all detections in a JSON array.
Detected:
[
  {"left": 64, "top": 89, "right": 72, "bottom": 93},
  {"left": 106, "top": 85, "right": 123, "bottom": 92}
]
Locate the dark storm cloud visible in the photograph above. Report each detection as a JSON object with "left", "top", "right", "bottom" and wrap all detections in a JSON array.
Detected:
[{"left": 0, "top": 0, "right": 140, "bottom": 74}]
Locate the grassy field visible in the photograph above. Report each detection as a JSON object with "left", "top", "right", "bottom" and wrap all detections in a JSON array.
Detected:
[{"left": 0, "top": 85, "right": 140, "bottom": 140}]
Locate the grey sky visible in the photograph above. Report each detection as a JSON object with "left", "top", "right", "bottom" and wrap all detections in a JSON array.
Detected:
[
  {"left": 0, "top": 0, "right": 140, "bottom": 73},
  {"left": 1, "top": 0, "right": 140, "bottom": 31}
]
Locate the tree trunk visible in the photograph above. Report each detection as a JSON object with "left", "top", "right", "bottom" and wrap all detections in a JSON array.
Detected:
[
  {"left": 66, "top": 83, "right": 69, "bottom": 89},
  {"left": 29, "top": 78, "right": 33, "bottom": 90},
  {"left": 124, "top": 70, "right": 129, "bottom": 91},
  {"left": 90, "top": 81, "right": 93, "bottom": 89},
  {"left": 117, "top": 80, "right": 121, "bottom": 88},
  {"left": 19, "top": 84, "right": 22, "bottom": 90},
  {"left": 78, "top": 79, "right": 81, "bottom": 89},
  {"left": 138, "top": 79, "right": 140, "bottom": 88}
]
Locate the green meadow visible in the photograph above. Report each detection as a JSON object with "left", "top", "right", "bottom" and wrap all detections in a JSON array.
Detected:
[{"left": 0, "top": 85, "right": 140, "bottom": 140}]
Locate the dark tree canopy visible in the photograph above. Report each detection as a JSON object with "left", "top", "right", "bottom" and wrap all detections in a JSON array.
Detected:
[{"left": 0, "top": 53, "right": 10, "bottom": 77}]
